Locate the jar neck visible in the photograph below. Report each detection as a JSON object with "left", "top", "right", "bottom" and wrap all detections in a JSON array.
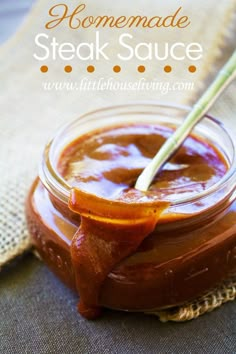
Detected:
[
  {"left": 48, "top": 185, "right": 235, "bottom": 233},
  {"left": 40, "top": 104, "right": 236, "bottom": 211},
  {"left": 158, "top": 192, "right": 234, "bottom": 233},
  {"left": 39, "top": 103, "right": 236, "bottom": 231}
]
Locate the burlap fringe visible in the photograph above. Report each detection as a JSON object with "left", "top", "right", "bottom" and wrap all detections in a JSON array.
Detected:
[
  {"left": 146, "top": 278, "right": 236, "bottom": 322},
  {"left": 0, "top": 238, "right": 32, "bottom": 270}
]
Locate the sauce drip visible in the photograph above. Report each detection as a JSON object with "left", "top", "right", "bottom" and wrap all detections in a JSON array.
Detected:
[{"left": 69, "top": 188, "right": 169, "bottom": 318}]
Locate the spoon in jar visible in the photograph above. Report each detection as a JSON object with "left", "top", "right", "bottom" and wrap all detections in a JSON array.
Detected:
[{"left": 135, "top": 50, "right": 236, "bottom": 192}]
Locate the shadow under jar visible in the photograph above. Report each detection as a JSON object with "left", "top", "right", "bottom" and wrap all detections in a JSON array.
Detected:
[{"left": 26, "top": 103, "right": 236, "bottom": 319}]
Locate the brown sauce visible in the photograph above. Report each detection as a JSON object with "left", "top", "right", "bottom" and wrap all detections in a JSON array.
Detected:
[
  {"left": 54, "top": 124, "right": 230, "bottom": 318},
  {"left": 59, "top": 124, "right": 227, "bottom": 202}
]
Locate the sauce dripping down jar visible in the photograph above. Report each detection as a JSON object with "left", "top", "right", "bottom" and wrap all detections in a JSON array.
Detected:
[{"left": 26, "top": 103, "right": 236, "bottom": 319}]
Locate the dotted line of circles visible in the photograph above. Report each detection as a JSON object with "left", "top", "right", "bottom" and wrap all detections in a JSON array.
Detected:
[{"left": 40, "top": 65, "right": 197, "bottom": 74}]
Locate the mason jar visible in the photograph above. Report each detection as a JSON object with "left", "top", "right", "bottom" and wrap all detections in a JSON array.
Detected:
[{"left": 26, "top": 102, "right": 236, "bottom": 315}]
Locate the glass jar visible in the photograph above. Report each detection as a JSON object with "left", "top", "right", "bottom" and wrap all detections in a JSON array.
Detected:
[{"left": 26, "top": 102, "right": 236, "bottom": 314}]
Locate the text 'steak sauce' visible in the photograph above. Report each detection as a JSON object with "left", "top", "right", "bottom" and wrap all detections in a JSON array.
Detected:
[{"left": 26, "top": 104, "right": 236, "bottom": 319}]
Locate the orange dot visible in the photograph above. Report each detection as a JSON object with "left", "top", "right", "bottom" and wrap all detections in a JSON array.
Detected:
[
  {"left": 40, "top": 65, "right": 48, "bottom": 73},
  {"left": 138, "top": 65, "right": 145, "bottom": 73},
  {"left": 164, "top": 65, "right": 172, "bottom": 73},
  {"left": 189, "top": 65, "right": 197, "bottom": 73},
  {"left": 64, "top": 65, "right": 72, "bottom": 73},
  {"left": 113, "top": 65, "right": 121, "bottom": 73},
  {"left": 87, "top": 65, "right": 95, "bottom": 73}
]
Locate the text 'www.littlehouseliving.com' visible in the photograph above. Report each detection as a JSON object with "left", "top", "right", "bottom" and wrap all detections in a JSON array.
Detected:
[{"left": 42, "top": 78, "right": 194, "bottom": 95}]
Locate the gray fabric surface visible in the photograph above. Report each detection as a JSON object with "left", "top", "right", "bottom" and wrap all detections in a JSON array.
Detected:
[{"left": 1, "top": 254, "right": 236, "bottom": 354}]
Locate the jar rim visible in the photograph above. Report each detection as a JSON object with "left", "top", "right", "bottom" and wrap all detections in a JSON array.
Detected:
[{"left": 39, "top": 101, "right": 236, "bottom": 207}]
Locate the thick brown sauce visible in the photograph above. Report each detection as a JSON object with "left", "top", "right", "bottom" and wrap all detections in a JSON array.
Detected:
[
  {"left": 57, "top": 124, "right": 228, "bottom": 319},
  {"left": 59, "top": 124, "right": 227, "bottom": 202}
]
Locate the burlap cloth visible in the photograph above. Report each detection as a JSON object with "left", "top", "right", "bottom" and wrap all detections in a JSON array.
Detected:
[{"left": 0, "top": 0, "right": 236, "bottom": 322}]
